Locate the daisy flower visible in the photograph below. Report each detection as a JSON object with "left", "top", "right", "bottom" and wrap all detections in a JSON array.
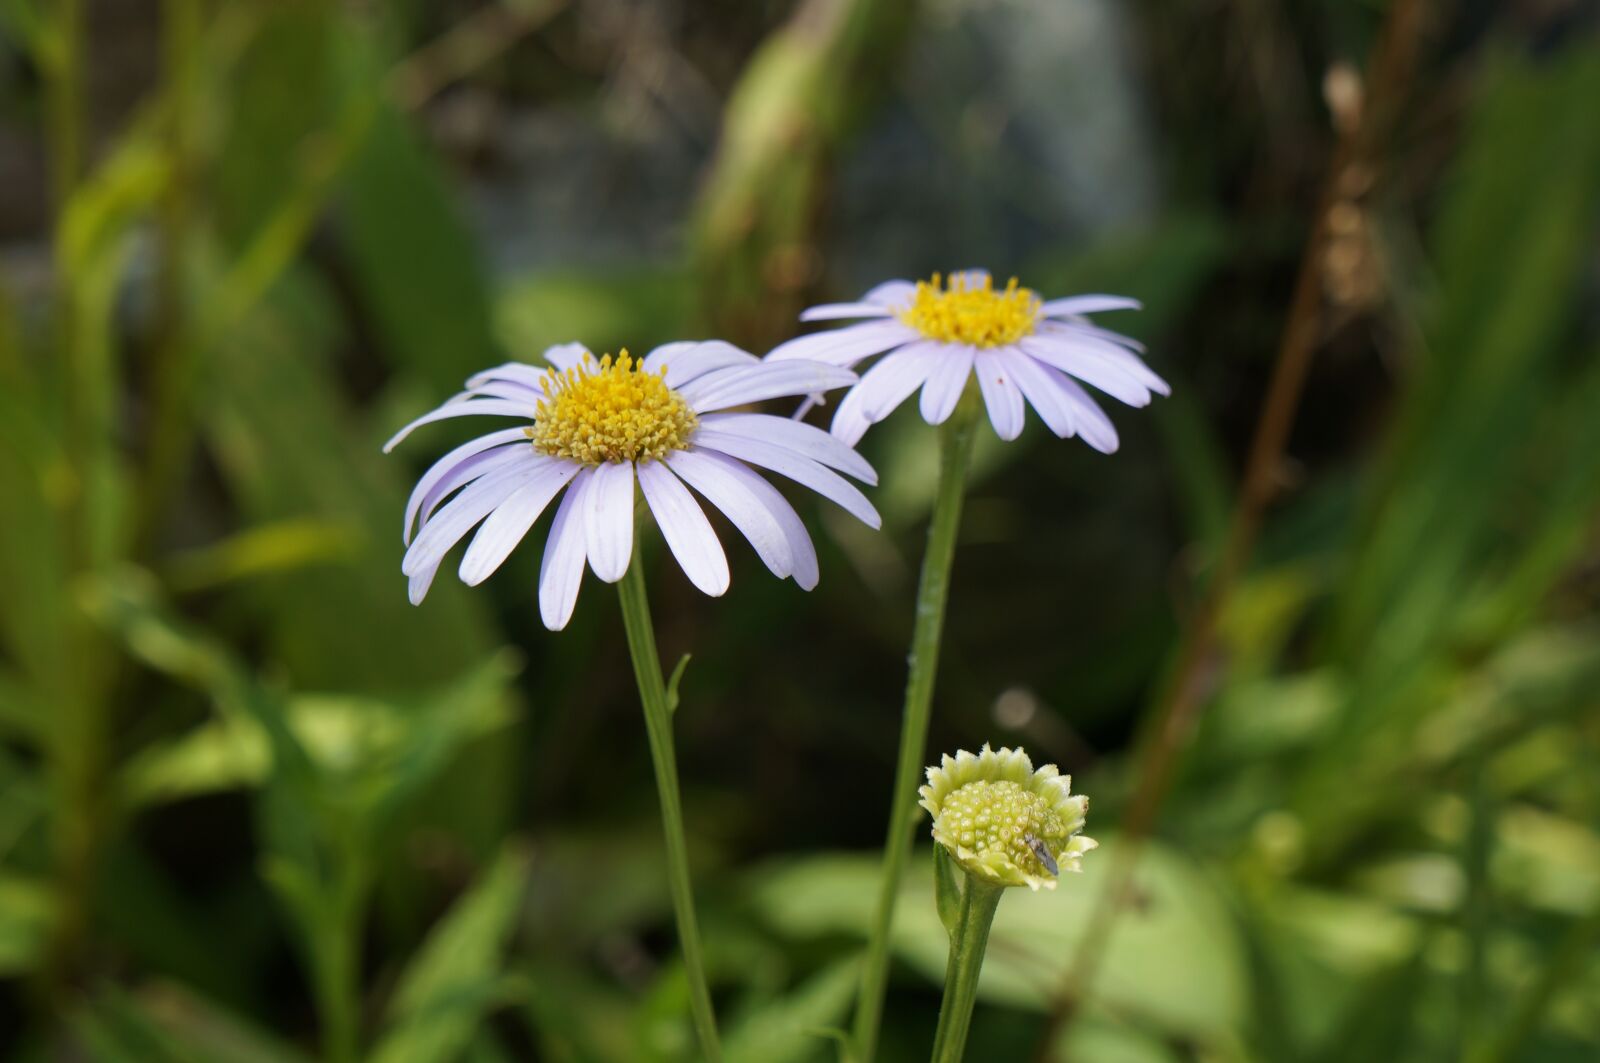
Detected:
[
  {"left": 767, "top": 270, "right": 1169, "bottom": 448},
  {"left": 385, "top": 342, "right": 879, "bottom": 630},
  {"left": 919, "top": 744, "right": 1095, "bottom": 892}
]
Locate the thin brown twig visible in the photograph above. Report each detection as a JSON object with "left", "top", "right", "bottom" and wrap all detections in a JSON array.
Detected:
[
  {"left": 389, "top": 0, "right": 568, "bottom": 111},
  {"left": 1031, "top": 1, "right": 1433, "bottom": 1057}
]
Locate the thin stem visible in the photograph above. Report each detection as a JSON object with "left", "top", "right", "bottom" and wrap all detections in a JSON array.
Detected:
[
  {"left": 136, "top": 0, "right": 202, "bottom": 551},
  {"left": 854, "top": 394, "right": 980, "bottom": 1062},
  {"left": 46, "top": 0, "right": 84, "bottom": 213},
  {"left": 1458, "top": 752, "right": 1492, "bottom": 1058},
  {"left": 41, "top": 0, "right": 108, "bottom": 999},
  {"left": 316, "top": 853, "right": 365, "bottom": 1063},
  {"left": 617, "top": 555, "right": 723, "bottom": 1063},
  {"left": 295, "top": 808, "right": 369, "bottom": 1063},
  {"left": 928, "top": 875, "right": 1004, "bottom": 1063}
]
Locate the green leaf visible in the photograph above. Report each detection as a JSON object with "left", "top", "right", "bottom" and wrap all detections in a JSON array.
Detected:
[
  {"left": 1335, "top": 48, "right": 1600, "bottom": 666},
  {"left": 1054, "top": 1019, "right": 1182, "bottom": 1063},
  {"left": 0, "top": 348, "right": 72, "bottom": 712},
  {"left": 71, "top": 986, "right": 200, "bottom": 1063},
  {"left": 664, "top": 654, "right": 692, "bottom": 716},
  {"left": 1296, "top": 47, "right": 1600, "bottom": 855},
  {"left": 118, "top": 656, "right": 517, "bottom": 813},
  {"left": 725, "top": 960, "right": 859, "bottom": 1063},
  {"left": 495, "top": 267, "right": 693, "bottom": 361},
  {"left": 0, "top": 667, "right": 47, "bottom": 745},
  {"left": 337, "top": 95, "right": 500, "bottom": 394},
  {"left": 201, "top": 285, "right": 500, "bottom": 691},
  {"left": 0, "top": 0, "right": 49, "bottom": 59},
  {"left": 370, "top": 844, "right": 533, "bottom": 1063},
  {"left": 748, "top": 841, "right": 1247, "bottom": 1043},
  {"left": 212, "top": 2, "right": 339, "bottom": 249},
  {"left": 159, "top": 518, "right": 361, "bottom": 592},
  {"left": 0, "top": 874, "right": 54, "bottom": 976},
  {"left": 79, "top": 982, "right": 314, "bottom": 1063}
]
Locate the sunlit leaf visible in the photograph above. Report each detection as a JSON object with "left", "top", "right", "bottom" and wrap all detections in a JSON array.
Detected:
[{"left": 370, "top": 844, "right": 532, "bottom": 1063}]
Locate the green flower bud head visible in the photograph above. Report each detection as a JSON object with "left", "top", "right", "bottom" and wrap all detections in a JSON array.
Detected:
[{"left": 919, "top": 745, "right": 1096, "bottom": 891}]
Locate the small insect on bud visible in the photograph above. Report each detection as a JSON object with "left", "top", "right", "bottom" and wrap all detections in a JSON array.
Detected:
[{"left": 1025, "top": 833, "right": 1059, "bottom": 877}]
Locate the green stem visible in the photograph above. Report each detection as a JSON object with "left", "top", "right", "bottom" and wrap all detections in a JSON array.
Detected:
[
  {"left": 854, "top": 394, "right": 980, "bottom": 1061},
  {"left": 46, "top": 0, "right": 84, "bottom": 212},
  {"left": 137, "top": 0, "right": 202, "bottom": 551},
  {"left": 1458, "top": 752, "right": 1492, "bottom": 1057},
  {"left": 316, "top": 898, "right": 362, "bottom": 1063},
  {"left": 41, "top": 0, "right": 105, "bottom": 999},
  {"left": 617, "top": 556, "right": 723, "bottom": 1063},
  {"left": 929, "top": 875, "right": 1004, "bottom": 1063},
  {"left": 302, "top": 811, "right": 367, "bottom": 1063}
]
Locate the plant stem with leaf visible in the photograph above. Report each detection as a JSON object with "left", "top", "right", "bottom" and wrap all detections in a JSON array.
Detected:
[
  {"left": 854, "top": 393, "right": 980, "bottom": 1061},
  {"left": 929, "top": 873, "right": 1004, "bottom": 1063},
  {"left": 617, "top": 549, "right": 722, "bottom": 1063}
]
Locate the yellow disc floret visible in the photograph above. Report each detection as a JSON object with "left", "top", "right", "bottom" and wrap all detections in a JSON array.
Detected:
[
  {"left": 898, "top": 273, "right": 1040, "bottom": 348},
  {"left": 528, "top": 351, "right": 697, "bottom": 465},
  {"left": 932, "top": 779, "right": 1069, "bottom": 883}
]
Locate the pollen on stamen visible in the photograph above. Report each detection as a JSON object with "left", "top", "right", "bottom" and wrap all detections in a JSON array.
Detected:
[
  {"left": 528, "top": 350, "right": 698, "bottom": 465},
  {"left": 897, "top": 272, "right": 1041, "bottom": 348}
]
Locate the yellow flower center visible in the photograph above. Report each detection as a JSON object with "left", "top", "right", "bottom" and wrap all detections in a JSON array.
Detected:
[
  {"left": 897, "top": 273, "right": 1040, "bottom": 348},
  {"left": 935, "top": 779, "right": 1066, "bottom": 879},
  {"left": 527, "top": 351, "right": 698, "bottom": 465}
]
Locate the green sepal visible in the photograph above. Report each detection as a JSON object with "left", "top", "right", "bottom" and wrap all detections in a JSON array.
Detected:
[{"left": 934, "top": 844, "right": 964, "bottom": 942}]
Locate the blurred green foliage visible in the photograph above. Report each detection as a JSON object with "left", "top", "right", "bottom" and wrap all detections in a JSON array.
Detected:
[{"left": 1, "top": 1, "right": 1599, "bottom": 1061}]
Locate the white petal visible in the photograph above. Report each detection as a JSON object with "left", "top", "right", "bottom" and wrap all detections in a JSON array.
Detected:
[
  {"left": 665, "top": 449, "right": 793, "bottom": 580},
  {"left": 918, "top": 345, "right": 976, "bottom": 425},
  {"left": 583, "top": 461, "right": 636, "bottom": 583},
  {"left": 861, "top": 279, "right": 916, "bottom": 307},
  {"left": 681, "top": 361, "right": 858, "bottom": 413},
  {"left": 384, "top": 398, "right": 540, "bottom": 453},
  {"left": 466, "top": 380, "right": 547, "bottom": 403},
  {"left": 402, "top": 456, "right": 545, "bottom": 576},
  {"left": 975, "top": 352, "right": 1025, "bottom": 441},
  {"left": 539, "top": 468, "right": 592, "bottom": 630},
  {"left": 458, "top": 460, "right": 581, "bottom": 585},
  {"left": 641, "top": 341, "right": 697, "bottom": 373},
  {"left": 799, "top": 302, "right": 895, "bottom": 322},
  {"left": 403, "top": 428, "right": 529, "bottom": 543},
  {"left": 680, "top": 448, "right": 818, "bottom": 589},
  {"left": 466, "top": 362, "right": 556, "bottom": 392},
  {"left": 1040, "top": 294, "right": 1142, "bottom": 316},
  {"left": 690, "top": 430, "right": 880, "bottom": 529},
  {"left": 637, "top": 461, "right": 730, "bottom": 596},
  {"left": 651, "top": 340, "right": 760, "bottom": 387},
  {"left": 1049, "top": 373, "right": 1120, "bottom": 453},
  {"left": 828, "top": 344, "right": 940, "bottom": 444},
  {"left": 696, "top": 412, "right": 876, "bottom": 483},
  {"left": 1037, "top": 324, "right": 1169, "bottom": 394},
  {"left": 408, "top": 560, "right": 442, "bottom": 605},
  {"left": 543, "top": 342, "right": 591, "bottom": 370},
  {"left": 995, "top": 348, "right": 1077, "bottom": 438},
  {"left": 764, "top": 320, "right": 919, "bottom": 366},
  {"left": 413, "top": 446, "right": 530, "bottom": 544},
  {"left": 1022, "top": 334, "right": 1163, "bottom": 403},
  {"left": 1047, "top": 320, "right": 1146, "bottom": 353},
  {"left": 1018, "top": 337, "right": 1149, "bottom": 407}
]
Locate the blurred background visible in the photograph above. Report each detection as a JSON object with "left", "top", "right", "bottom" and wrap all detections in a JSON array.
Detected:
[{"left": 2, "top": 0, "right": 1599, "bottom": 1060}]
